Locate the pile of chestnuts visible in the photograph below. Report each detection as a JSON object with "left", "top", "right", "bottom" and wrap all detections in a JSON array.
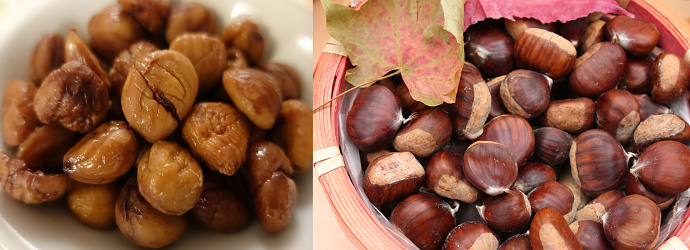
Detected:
[{"left": 346, "top": 11, "right": 690, "bottom": 250}]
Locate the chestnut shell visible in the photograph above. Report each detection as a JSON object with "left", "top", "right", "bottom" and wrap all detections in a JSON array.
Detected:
[{"left": 346, "top": 85, "right": 403, "bottom": 152}]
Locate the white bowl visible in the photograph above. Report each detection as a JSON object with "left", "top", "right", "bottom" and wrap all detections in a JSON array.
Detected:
[{"left": 0, "top": 0, "right": 313, "bottom": 249}]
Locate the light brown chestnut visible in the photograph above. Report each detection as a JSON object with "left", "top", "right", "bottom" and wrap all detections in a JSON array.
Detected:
[
  {"left": 28, "top": 33, "right": 64, "bottom": 85},
  {"left": 487, "top": 75, "right": 509, "bottom": 119},
  {"left": 464, "top": 25, "right": 516, "bottom": 78},
  {"left": 346, "top": 84, "right": 404, "bottom": 152},
  {"left": 64, "top": 29, "right": 110, "bottom": 88},
  {"left": 393, "top": 107, "right": 451, "bottom": 157},
  {"left": 500, "top": 69, "right": 552, "bottom": 119},
  {"left": 529, "top": 207, "right": 583, "bottom": 250},
  {"left": 634, "top": 94, "right": 672, "bottom": 121},
  {"left": 363, "top": 152, "right": 424, "bottom": 206},
  {"left": 602, "top": 195, "right": 661, "bottom": 250},
  {"left": 630, "top": 140, "right": 690, "bottom": 195},
  {"left": 0, "top": 152, "right": 72, "bottom": 205},
  {"left": 444, "top": 64, "right": 491, "bottom": 140},
  {"left": 605, "top": 15, "right": 659, "bottom": 57},
  {"left": 17, "top": 125, "right": 78, "bottom": 171},
  {"left": 568, "top": 42, "right": 627, "bottom": 99},
  {"left": 498, "top": 234, "right": 531, "bottom": 250},
  {"left": 504, "top": 18, "right": 557, "bottom": 40},
  {"left": 618, "top": 58, "right": 653, "bottom": 94},
  {"left": 513, "top": 163, "right": 557, "bottom": 193},
  {"left": 2, "top": 79, "right": 39, "bottom": 147},
  {"left": 67, "top": 182, "right": 118, "bottom": 228},
  {"left": 442, "top": 221, "right": 498, "bottom": 250},
  {"left": 570, "top": 129, "right": 631, "bottom": 196},
  {"left": 165, "top": 2, "right": 217, "bottom": 43},
  {"left": 169, "top": 33, "right": 228, "bottom": 93},
  {"left": 222, "top": 68, "right": 282, "bottom": 129},
  {"left": 259, "top": 63, "right": 301, "bottom": 100},
  {"left": 624, "top": 172, "right": 676, "bottom": 211},
  {"left": 534, "top": 127, "right": 573, "bottom": 166},
  {"left": 108, "top": 41, "right": 159, "bottom": 97},
  {"left": 569, "top": 220, "right": 612, "bottom": 250},
  {"left": 477, "top": 115, "right": 535, "bottom": 167},
  {"left": 221, "top": 19, "right": 265, "bottom": 65},
  {"left": 514, "top": 28, "right": 577, "bottom": 79},
  {"left": 651, "top": 52, "right": 690, "bottom": 104},
  {"left": 390, "top": 193, "right": 455, "bottom": 250},
  {"left": 476, "top": 190, "right": 531, "bottom": 232},
  {"left": 528, "top": 180, "right": 574, "bottom": 216},
  {"left": 575, "top": 190, "right": 625, "bottom": 223},
  {"left": 463, "top": 141, "right": 518, "bottom": 196},
  {"left": 118, "top": 0, "right": 170, "bottom": 33},
  {"left": 426, "top": 150, "right": 482, "bottom": 203},
  {"left": 88, "top": 5, "right": 143, "bottom": 63},
  {"left": 580, "top": 20, "right": 606, "bottom": 54},
  {"left": 633, "top": 114, "right": 690, "bottom": 152},
  {"left": 595, "top": 89, "right": 640, "bottom": 144},
  {"left": 540, "top": 97, "right": 595, "bottom": 134},
  {"left": 271, "top": 99, "right": 312, "bottom": 174}
]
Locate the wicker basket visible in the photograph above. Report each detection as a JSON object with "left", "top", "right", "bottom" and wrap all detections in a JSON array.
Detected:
[{"left": 313, "top": 0, "right": 690, "bottom": 248}]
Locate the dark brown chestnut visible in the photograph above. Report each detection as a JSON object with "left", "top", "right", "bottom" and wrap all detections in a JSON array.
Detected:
[
  {"left": 575, "top": 190, "right": 625, "bottom": 223},
  {"left": 512, "top": 163, "right": 557, "bottom": 194},
  {"left": 540, "top": 97, "right": 595, "bottom": 134},
  {"left": 476, "top": 190, "right": 531, "bottom": 232},
  {"left": 363, "top": 152, "right": 424, "bottom": 206},
  {"left": 558, "top": 17, "right": 588, "bottom": 49},
  {"left": 393, "top": 107, "right": 451, "bottom": 157},
  {"left": 569, "top": 42, "right": 627, "bottom": 99},
  {"left": 442, "top": 221, "right": 498, "bottom": 250},
  {"left": 390, "top": 193, "right": 455, "bottom": 250},
  {"left": 530, "top": 207, "right": 583, "bottom": 250},
  {"left": 630, "top": 140, "right": 690, "bottom": 195},
  {"left": 504, "top": 18, "right": 557, "bottom": 40},
  {"left": 486, "top": 76, "right": 509, "bottom": 119},
  {"left": 570, "top": 129, "right": 631, "bottom": 196},
  {"left": 569, "top": 220, "right": 612, "bottom": 250},
  {"left": 426, "top": 150, "right": 483, "bottom": 203},
  {"left": 464, "top": 25, "right": 516, "bottom": 78},
  {"left": 633, "top": 114, "right": 690, "bottom": 152},
  {"left": 602, "top": 195, "right": 661, "bottom": 250},
  {"left": 634, "top": 94, "right": 672, "bottom": 121},
  {"left": 464, "top": 141, "right": 518, "bottom": 196},
  {"left": 500, "top": 69, "right": 552, "bottom": 118},
  {"left": 580, "top": 20, "right": 606, "bottom": 54},
  {"left": 618, "top": 58, "right": 653, "bottom": 94},
  {"left": 528, "top": 180, "right": 574, "bottom": 216},
  {"left": 444, "top": 65, "right": 491, "bottom": 140},
  {"left": 595, "top": 89, "right": 640, "bottom": 144},
  {"left": 605, "top": 15, "right": 660, "bottom": 57},
  {"left": 515, "top": 28, "right": 577, "bottom": 79},
  {"left": 498, "top": 234, "right": 531, "bottom": 250},
  {"left": 346, "top": 84, "right": 404, "bottom": 152},
  {"left": 624, "top": 172, "right": 676, "bottom": 211},
  {"left": 477, "top": 115, "right": 535, "bottom": 167},
  {"left": 395, "top": 83, "right": 428, "bottom": 113},
  {"left": 534, "top": 127, "right": 573, "bottom": 166},
  {"left": 651, "top": 52, "right": 690, "bottom": 104}
]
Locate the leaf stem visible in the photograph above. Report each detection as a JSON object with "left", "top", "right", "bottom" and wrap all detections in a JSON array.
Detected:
[{"left": 313, "top": 70, "right": 401, "bottom": 112}]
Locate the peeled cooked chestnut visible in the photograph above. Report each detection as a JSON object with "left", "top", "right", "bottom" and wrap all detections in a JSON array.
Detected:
[
  {"left": 580, "top": 20, "right": 606, "bottom": 54},
  {"left": 514, "top": 28, "right": 577, "bottom": 79},
  {"left": 444, "top": 64, "right": 491, "bottom": 140},
  {"left": 88, "top": 5, "right": 143, "bottom": 63},
  {"left": 513, "top": 163, "right": 557, "bottom": 193},
  {"left": 575, "top": 190, "right": 625, "bottom": 223},
  {"left": 634, "top": 94, "right": 672, "bottom": 121},
  {"left": 528, "top": 180, "right": 574, "bottom": 216},
  {"left": 540, "top": 97, "right": 595, "bottom": 134},
  {"left": 624, "top": 172, "right": 676, "bottom": 211},
  {"left": 442, "top": 221, "right": 498, "bottom": 250},
  {"left": 2, "top": 79, "right": 39, "bottom": 147},
  {"left": 486, "top": 76, "right": 509, "bottom": 119},
  {"left": 426, "top": 150, "right": 482, "bottom": 203},
  {"left": 569, "top": 220, "right": 612, "bottom": 250},
  {"left": 504, "top": 18, "right": 557, "bottom": 40},
  {"left": 595, "top": 89, "right": 640, "bottom": 144},
  {"left": 606, "top": 15, "right": 659, "bottom": 57},
  {"left": 570, "top": 129, "right": 631, "bottom": 196},
  {"left": 476, "top": 190, "right": 531, "bottom": 232},
  {"left": 363, "top": 152, "right": 424, "bottom": 206},
  {"left": 534, "top": 127, "right": 573, "bottom": 166},
  {"left": 569, "top": 42, "right": 627, "bottom": 99},
  {"left": 650, "top": 52, "right": 690, "bottom": 104},
  {"left": 477, "top": 115, "right": 535, "bottom": 167},
  {"left": 500, "top": 69, "right": 552, "bottom": 119},
  {"left": 618, "top": 58, "right": 653, "bottom": 94},
  {"left": 28, "top": 33, "right": 64, "bottom": 85},
  {"left": 390, "top": 193, "right": 455, "bottom": 250},
  {"left": 558, "top": 17, "right": 588, "bottom": 48},
  {"left": 530, "top": 207, "right": 582, "bottom": 250},
  {"left": 602, "top": 195, "right": 661, "bottom": 250},
  {"left": 463, "top": 141, "right": 518, "bottom": 196},
  {"left": 630, "top": 140, "right": 690, "bottom": 195},
  {"left": 633, "top": 114, "right": 690, "bottom": 151},
  {"left": 499, "top": 234, "right": 531, "bottom": 250},
  {"left": 393, "top": 107, "right": 451, "bottom": 157},
  {"left": 346, "top": 84, "right": 404, "bottom": 152},
  {"left": 464, "top": 25, "right": 516, "bottom": 78}
]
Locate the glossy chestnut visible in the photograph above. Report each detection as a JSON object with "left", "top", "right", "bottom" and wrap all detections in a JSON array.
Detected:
[
  {"left": 346, "top": 84, "right": 404, "bottom": 152},
  {"left": 630, "top": 140, "right": 690, "bottom": 195},
  {"left": 529, "top": 207, "right": 583, "bottom": 250},
  {"left": 570, "top": 129, "right": 630, "bottom": 196},
  {"left": 442, "top": 221, "right": 498, "bottom": 250},
  {"left": 464, "top": 25, "right": 516, "bottom": 78},
  {"left": 477, "top": 115, "right": 535, "bottom": 167},
  {"left": 463, "top": 141, "right": 518, "bottom": 196},
  {"left": 500, "top": 69, "right": 552, "bottom": 119},
  {"left": 426, "top": 150, "right": 482, "bottom": 203},
  {"left": 575, "top": 190, "right": 625, "bottom": 223},
  {"left": 595, "top": 89, "right": 640, "bottom": 144},
  {"left": 534, "top": 127, "right": 573, "bottom": 166},
  {"left": 363, "top": 152, "right": 424, "bottom": 206},
  {"left": 569, "top": 42, "right": 627, "bottom": 99},
  {"left": 605, "top": 15, "right": 660, "bottom": 57},
  {"left": 650, "top": 52, "right": 690, "bottom": 104},
  {"left": 514, "top": 28, "right": 577, "bottom": 79},
  {"left": 602, "top": 195, "right": 661, "bottom": 250},
  {"left": 390, "top": 193, "right": 455, "bottom": 250},
  {"left": 528, "top": 180, "right": 574, "bottom": 216},
  {"left": 633, "top": 114, "right": 690, "bottom": 152},
  {"left": 393, "top": 107, "right": 451, "bottom": 157},
  {"left": 476, "top": 190, "right": 531, "bottom": 232},
  {"left": 540, "top": 97, "right": 595, "bottom": 134}
]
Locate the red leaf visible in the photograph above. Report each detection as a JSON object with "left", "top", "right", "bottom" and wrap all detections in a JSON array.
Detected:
[{"left": 463, "top": 0, "right": 634, "bottom": 31}]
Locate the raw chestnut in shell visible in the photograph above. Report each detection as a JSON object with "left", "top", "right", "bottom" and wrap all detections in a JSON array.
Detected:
[
  {"left": 633, "top": 114, "right": 690, "bottom": 152},
  {"left": 504, "top": 18, "right": 557, "bottom": 40},
  {"left": 569, "top": 220, "right": 612, "bottom": 250},
  {"left": 444, "top": 65, "right": 491, "bottom": 140},
  {"left": 426, "top": 150, "right": 482, "bottom": 203},
  {"left": 650, "top": 52, "right": 690, "bottom": 104},
  {"left": 514, "top": 28, "right": 577, "bottom": 79},
  {"left": 512, "top": 162, "right": 557, "bottom": 194},
  {"left": 575, "top": 190, "right": 625, "bottom": 224},
  {"left": 618, "top": 58, "right": 653, "bottom": 94},
  {"left": 442, "top": 221, "right": 498, "bottom": 250},
  {"left": 540, "top": 97, "right": 595, "bottom": 134},
  {"left": 570, "top": 129, "right": 631, "bottom": 196},
  {"left": 500, "top": 69, "right": 552, "bottom": 119},
  {"left": 602, "top": 195, "right": 661, "bottom": 250},
  {"left": 393, "top": 107, "right": 451, "bottom": 157},
  {"left": 476, "top": 114, "right": 535, "bottom": 167},
  {"left": 476, "top": 190, "right": 531, "bottom": 232},
  {"left": 530, "top": 207, "right": 583, "bottom": 250},
  {"left": 363, "top": 152, "right": 424, "bottom": 206},
  {"left": 464, "top": 25, "right": 516, "bottom": 78},
  {"left": 595, "top": 89, "right": 640, "bottom": 144},
  {"left": 624, "top": 172, "right": 676, "bottom": 211},
  {"left": 568, "top": 42, "right": 627, "bottom": 99},
  {"left": 634, "top": 94, "right": 672, "bottom": 121},
  {"left": 499, "top": 234, "right": 531, "bottom": 250},
  {"left": 630, "top": 140, "right": 690, "bottom": 195},
  {"left": 533, "top": 127, "right": 573, "bottom": 166},
  {"left": 605, "top": 15, "right": 659, "bottom": 57},
  {"left": 390, "top": 193, "right": 455, "bottom": 250},
  {"left": 527, "top": 180, "right": 574, "bottom": 216},
  {"left": 463, "top": 141, "right": 518, "bottom": 196},
  {"left": 346, "top": 85, "right": 404, "bottom": 153}
]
